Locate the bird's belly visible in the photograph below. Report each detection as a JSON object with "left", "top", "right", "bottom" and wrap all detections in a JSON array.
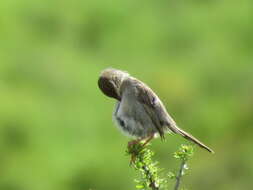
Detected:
[{"left": 113, "top": 101, "right": 157, "bottom": 139}]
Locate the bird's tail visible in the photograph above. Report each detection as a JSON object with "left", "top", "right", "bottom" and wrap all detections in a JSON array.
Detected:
[{"left": 168, "top": 124, "right": 214, "bottom": 153}]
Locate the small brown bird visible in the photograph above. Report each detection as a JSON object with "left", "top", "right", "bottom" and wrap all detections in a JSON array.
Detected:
[{"left": 98, "top": 68, "right": 214, "bottom": 153}]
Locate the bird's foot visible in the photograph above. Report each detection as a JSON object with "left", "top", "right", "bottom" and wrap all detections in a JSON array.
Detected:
[
  {"left": 127, "top": 135, "right": 154, "bottom": 165},
  {"left": 128, "top": 139, "right": 141, "bottom": 148},
  {"left": 127, "top": 139, "right": 143, "bottom": 165}
]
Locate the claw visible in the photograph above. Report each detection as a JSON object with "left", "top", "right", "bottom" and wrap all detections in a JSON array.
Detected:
[
  {"left": 127, "top": 139, "right": 141, "bottom": 165},
  {"left": 127, "top": 134, "right": 155, "bottom": 165},
  {"left": 128, "top": 139, "right": 140, "bottom": 148}
]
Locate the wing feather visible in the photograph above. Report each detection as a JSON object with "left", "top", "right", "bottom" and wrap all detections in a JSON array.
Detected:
[{"left": 127, "top": 78, "right": 173, "bottom": 138}]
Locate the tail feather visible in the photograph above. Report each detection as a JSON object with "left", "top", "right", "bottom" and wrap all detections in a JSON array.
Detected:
[{"left": 168, "top": 125, "right": 214, "bottom": 153}]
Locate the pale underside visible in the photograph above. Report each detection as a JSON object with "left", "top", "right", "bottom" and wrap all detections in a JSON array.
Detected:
[{"left": 113, "top": 101, "right": 167, "bottom": 139}]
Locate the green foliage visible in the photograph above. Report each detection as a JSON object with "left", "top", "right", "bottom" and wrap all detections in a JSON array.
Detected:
[
  {"left": 174, "top": 145, "right": 194, "bottom": 162},
  {"left": 127, "top": 142, "right": 166, "bottom": 190},
  {"left": 170, "top": 145, "right": 194, "bottom": 190},
  {"left": 127, "top": 143, "right": 194, "bottom": 190}
]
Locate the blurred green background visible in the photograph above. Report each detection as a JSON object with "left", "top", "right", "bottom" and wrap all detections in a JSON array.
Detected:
[{"left": 0, "top": 0, "right": 252, "bottom": 189}]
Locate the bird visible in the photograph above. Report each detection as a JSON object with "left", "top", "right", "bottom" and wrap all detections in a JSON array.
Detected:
[{"left": 98, "top": 68, "right": 214, "bottom": 153}]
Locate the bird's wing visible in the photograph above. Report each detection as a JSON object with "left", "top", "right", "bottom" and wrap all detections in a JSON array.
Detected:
[
  {"left": 134, "top": 79, "right": 179, "bottom": 133},
  {"left": 121, "top": 78, "right": 177, "bottom": 139},
  {"left": 135, "top": 78, "right": 214, "bottom": 152},
  {"left": 120, "top": 78, "right": 214, "bottom": 153}
]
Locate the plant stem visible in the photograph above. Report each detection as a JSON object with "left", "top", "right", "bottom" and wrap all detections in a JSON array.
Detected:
[
  {"left": 127, "top": 142, "right": 162, "bottom": 190},
  {"left": 141, "top": 165, "right": 159, "bottom": 190},
  {"left": 174, "top": 160, "right": 185, "bottom": 190}
]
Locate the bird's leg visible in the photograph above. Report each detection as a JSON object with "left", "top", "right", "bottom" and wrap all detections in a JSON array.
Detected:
[
  {"left": 128, "top": 134, "right": 155, "bottom": 165},
  {"left": 128, "top": 139, "right": 142, "bottom": 148},
  {"left": 142, "top": 133, "right": 154, "bottom": 146}
]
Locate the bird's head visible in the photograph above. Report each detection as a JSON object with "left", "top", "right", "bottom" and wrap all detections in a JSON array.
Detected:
[{"left": 98, "top": 68, "right": 129, "bottom": 101}]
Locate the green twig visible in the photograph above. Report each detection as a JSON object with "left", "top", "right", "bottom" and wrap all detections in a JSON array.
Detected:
[
  {"left": 127, "top": 143, "right": 194, "bottom": 190},
  {"left": 172, "top": 145, "right": 194, "bottom": 190},
  {"left": 126, "top": 142, "right": 165, "bottom": 190},
  {"left": 174, "top": 160, "right": 185, "bottom": 190}
]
